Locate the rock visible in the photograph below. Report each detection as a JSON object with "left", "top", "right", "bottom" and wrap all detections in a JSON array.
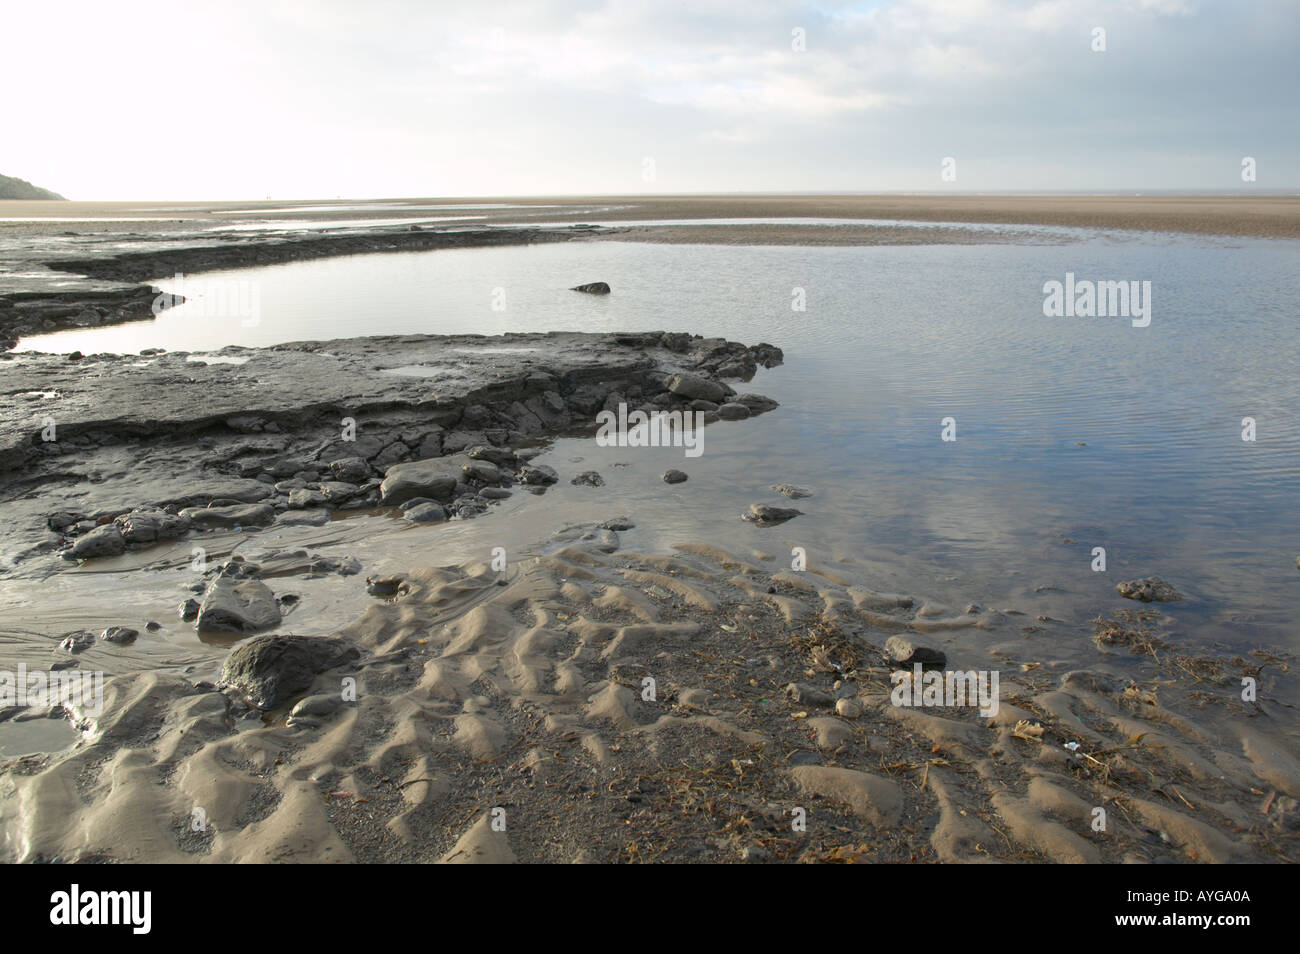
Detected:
[
  {"left": 461, "top": 460, "right": 503, "bottom": 485},
  {"left": 742, "top": 503, "right": 801, "bottom": 525},
  {"left": 48, "top": 512, "right": 81, "bottom": 532},
  {"left": 328, "top": 457, "right": 371, "bottom": 483},
  {"left": 1116, "top": 577, "right": 1183, "bottom": 603},
  {"left": 570, "top": 281, "right": 611, "bottom": 294},
  {"left": 69, "top": 524, "right": 125, "bottom": 559},
  {"left": 735, "top": 393, "right": 779, "bottom": 413},
  {"left": 404, "top": 502, "right": 448, "bottom": 523},
  {"left": 145, "top": 621, "right": 162, "bottom": 631},
  {"left": 467, "top": 445, "right": 518, "bottom": 467},
  {"left": 479, "top": 487, "right": 512, "bottom": 499},
  {"left": 741, "top": 844, "right": 768, "bottom": 863},
  {"left": 571, "top": 471, "right": 604, "bottom": 487},
  {"left": 179, "top": 503, "right": 275, "bottom": 529},
  {"left": 771, "top": 484, "right": 812, "bottom": 499},
  {"left": 379, "top": 455, "right": 465, "bottom": 505},
  {"left": 717, "top": 402, "right": 751, "bottom": 421},
  {"left": 784, "top": 683, "right": 834, "bottom": 707},
  {"left": 835, "top": 698, "right": 863, "bottom": 719},
  {"left": 288, "top": 488, "right": 328, "bottom": 509},
  {"left": 519, "top": 463, "right": 558, "bottom": 486},
  {"left": 276, "top": 511, "right": 331, "bottom": 527},
  {"left": 290, "top": 694, "right": 344, "bottom": 718},
  {"left": 58, "top": 631, "right": 96, "bottom": 653},
  {"left": 666, "top": 372, "right": 727, "bottom": 404},
  {"left": 178, "top": 598, "right": 200, "bottom": 621},
  {"left": 318, "top": 480, "right": 362, "bottom": 503},
  {"left": 196, "top": 565, "right": 282, "bottom": 634},
  {"left": 99, "top": 626, "right": 138, "bottom": 645},
  {"left": 274, "top": 478, "right": 307, "bottom": 493},
  {"left": 366, "top": 576, "right": 405, "bottom": 598},
  {"left": 371, "top": 441, "right": 410, "bottom": 471},
  {"left": 114, "top": 509, "right": 191, "bottom": 544},
  {"left": 884, "top": 636, "right": 947, "bottom": 668},
  {"left": 219, "top": 634, "right": 360, "bottom": 710},
  {"left": 600, "top": 516, "right": 635, "bottom": 531},
  {"left": 167, "top": 479, "right": 273, "bottom": 507},
  {"left": 662, "top": 469, "right": 688, "bottom": 484}
]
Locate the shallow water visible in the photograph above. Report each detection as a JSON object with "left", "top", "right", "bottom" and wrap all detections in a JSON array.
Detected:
[{"left": 10, "top": 231, "right": 1300, "bottom": 685}]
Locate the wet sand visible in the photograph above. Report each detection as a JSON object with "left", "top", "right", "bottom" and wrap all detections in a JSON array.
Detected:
[
  {"left": 3, "top": 193, "right": 1298, "bottom": 238},
  {"left": 2, "top": 194, "right": 1297, "bottom": 863}
]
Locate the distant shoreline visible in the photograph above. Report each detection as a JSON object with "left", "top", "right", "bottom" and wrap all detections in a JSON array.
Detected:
[{"left": 2, "top": 193, "right": 1299, "bottom": 238}]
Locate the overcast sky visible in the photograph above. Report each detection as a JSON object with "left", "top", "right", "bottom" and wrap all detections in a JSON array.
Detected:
[{"left": 5, "top": 0, "right": 1297, "bottom": 199}]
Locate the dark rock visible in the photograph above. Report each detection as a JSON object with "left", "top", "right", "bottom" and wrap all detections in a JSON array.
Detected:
[
  {"left": 662, "top": 469, "right": 688, "bottom": 484},
  {"left": 742, "top": 503, "right": 801, "bottom": 525},
  {"left": 570, "top": 281, "right": 611, "bottom": 294},
  {"left": 466, "top": 444, "right": 517, "bottom": 468},
  {"left": 69, "top": 524, "right": 125, "bottom": 559},
  {"left": 571, "top": 471, "right": 604, "bottom": 487},
  {"left": 196, "top": 564, "right": 282, "bottom": 634},
  {"left": 114, "top": 509, "right": 191, "bottom": 545},
  {"left": 666, "top": 372, "right": 728, "bottom": 404},
  {"left": 771, "top": 484, "right": 812, "bottom": 499},
  {"left": 600, "top": 516, "right": 635, "bottom": 531},
  {"left": 380, "top": 455, "right": 465, "bottom": 505},
  {"left": 1116, "top": 577, "right": 1183, "bottom": 603},
  {"left": 884, "top": 636, "right": 947, "bottom": 668},
  {"left": 179, "top": 503, "right": 275, "bottom": 529},
  {"left": 328, "top": 457, "right": 371, "bottom": 483},
  {"left": 219, "top": 634, "right": 360, "bottom": 710},
  {"left": 179, "top": 598, "right": 200, "bottom": 621},
  {"left": 100, "top": 626, "right": 138, "bottom": 645},
  {"left": 717, "top": 402, "right": 751, "bottom": 421},
  {"left": 58, "top": 631, "right": 96, "bottom": 653},
  {"left": 519, "top": 463, "right": 559, "bottom": 486},
  {"left": 403, "top": 502, "right": 448, "bottom": 522},
  {"left": 784, "top": 683, "right": 834, "bottom": 707}
]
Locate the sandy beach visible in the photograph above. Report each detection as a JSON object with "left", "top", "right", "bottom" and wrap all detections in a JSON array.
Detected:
[{"left": 2, "top": 196, "right": 1297, "bottom": 865}]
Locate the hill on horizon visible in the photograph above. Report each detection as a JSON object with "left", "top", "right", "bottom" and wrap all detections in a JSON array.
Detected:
[{"left": 0, "top": 173, "right": 66, "bottom": 200}]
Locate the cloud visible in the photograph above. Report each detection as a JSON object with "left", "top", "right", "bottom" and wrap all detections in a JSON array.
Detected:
[{"left": 2, "top": 0, "right": 1295, "bottom": 197}]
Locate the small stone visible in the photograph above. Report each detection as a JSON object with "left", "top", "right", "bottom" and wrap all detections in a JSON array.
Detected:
[
  {"left": 770, "top": 484, "right": 812, "bottom": 499},
  {"left": 662, "top": 469, "right": 688, "bottom": 484},
  {"left": 570, "top": 281, "right": 611, "bottom": 294},
  {"left": 571, "top": 471, "right": 604, "bottom": 487},
  {"left": 784, "top": 683, "right": 834, "bottom": 707},
  {"left": 742, "top": 503, "right": 801, "bottom": 525},
  {"left": 58, "top": 631, "right": 96, "bottom": 653},
  {"left": 178, "top": 599, "right": 200, "bottom": 621},
  {"left": 883, "top": 636, "right": 947, "bottom": 668},
  {"left": 835, "top": 698, "right": 863, "bottom": 719},
  {"left": 1116, "top": 577, "right": 1183, "bottom": 603},
  {"left": 99, "top": 626, "right": 138, "bottom": 645}
]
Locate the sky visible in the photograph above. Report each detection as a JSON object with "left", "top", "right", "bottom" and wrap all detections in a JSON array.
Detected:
[{"left": 3, "top": 0, "right": 1298, "bottom": 200}]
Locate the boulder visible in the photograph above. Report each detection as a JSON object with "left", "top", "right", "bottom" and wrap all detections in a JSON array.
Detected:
[
  {"left": 196, "top": 565, "right": 282, "bottom": 634},
  {"left": 69, "top": 524, "right": 125, "bottom": 559},
  {"left": 379, "top": 455, "right": 468, "bottom": 505},
  {"left": 114, "top": 509, "right": 191, "bottom": 545},
  {"left": 180, "top": 503, "right": 276, "bottom": 529},
  {"left": 666, "top": 372, "right": 728, "bottom": 404},
  {"left": 220, "top": 634, "right": 360, "bottom": 710}
]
